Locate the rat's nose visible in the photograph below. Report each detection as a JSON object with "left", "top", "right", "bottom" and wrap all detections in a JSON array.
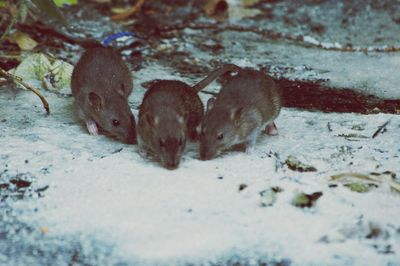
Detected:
[
  {"left": 200, "top": 150, "right": 212, "bottom": 161},
  {"left": 200, "top": 151, "right": 206, "bottom": 160},
  {"left": 125, "top": 131, "right": 137, "bottom": 144},
  {"left": 124, "top": 122, "right": 137, "bottom": 144},
  {"left": 165, "top": 161, "right": 179, "bottom": 170},
  {"left": 125, "top": 116, "right": 137, "bottom": 144}
]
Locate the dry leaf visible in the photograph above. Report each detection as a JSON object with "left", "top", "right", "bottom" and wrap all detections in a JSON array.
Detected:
[
  {"left": 111, "top": 6, "right": 131, "bottom": 14},
  {"left": 292, "top": 192, "right": 323, "bottom": 208},
  {"left": 8, "top": 31, "right": 38, "bottom": 51},
  {"left": 330, "top": 172, "right": 400, "bottom": 192},
  {"left": 242, "top": 0, "right": 260, "bottom": 7},
  {"left": 11, "top": 53, "right": 73, "bottom": 94},
  {"left": 285, "top": 155, "right": 317, "bottom": 172},
  {"left": 111, "top": 0, "right": 144, "bottom": 20}
]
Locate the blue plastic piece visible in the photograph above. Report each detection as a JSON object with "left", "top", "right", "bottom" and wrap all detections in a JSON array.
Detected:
[{"left": 101, "top": 31, "right": 136, "bottom": 47}]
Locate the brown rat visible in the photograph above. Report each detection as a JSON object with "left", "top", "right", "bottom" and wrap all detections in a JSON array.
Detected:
[
  {"left": 137, "top": 64, "right": 240, "bottom": 170},
  {"left": 200, "top": 68, "right": 281, "bottom": 160},
  {"left": 71, "top": 47, "right": 136, "bottom": 144}
]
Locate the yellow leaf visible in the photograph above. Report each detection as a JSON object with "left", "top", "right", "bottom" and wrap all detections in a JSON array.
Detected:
[
  {"left": 111, "top": 7, "right": 131, "bottom": 14},
  {"left": 53, "top": 0, "right": 78, "bottom": 7},
  {"left": 40, "top": 227, "right": 49, "bottom": 234},
  {"left": 242, "top": 0, "right": 260, "bottom": 7},
  {"left": 9, "top": 31, "right": 38, "bottom": 51}
]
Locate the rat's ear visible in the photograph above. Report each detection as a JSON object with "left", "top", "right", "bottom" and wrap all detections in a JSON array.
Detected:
[
  {"left": 231, "top": 107, "right": 243, "bottom": 127},
  {"left": 117, "top": 83, "right": 132, "bottom": 97},
  {"left": 181, "top": 111, "right": 191, "bottom": 125},
  {"left": 145, "top": 114, "right": 159, "bottom": 128},
  {"left": 177, "top": 114, "right": 186, "bottom": 125},
  {"left": 206, "top": 97, "right": 216, "bottom": 112},
  {"left": 88, "top": 92, "right": 103, "bottom": 111}
]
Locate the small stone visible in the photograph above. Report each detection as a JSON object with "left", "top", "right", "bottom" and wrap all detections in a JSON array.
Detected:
[
  {"left": 238, "top": 184, "right": 248, "bottom": 191},
  {"left": 259, "top": 188, "right": 278, "bottom": 207}
]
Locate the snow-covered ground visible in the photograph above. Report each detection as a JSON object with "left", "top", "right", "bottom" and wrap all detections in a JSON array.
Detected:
[{"left": 1, "top": 72, "right": 399, "bottom": 265}]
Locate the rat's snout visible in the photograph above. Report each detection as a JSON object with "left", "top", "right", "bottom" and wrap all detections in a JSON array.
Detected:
[
  {"left": 200, "top": 149, "right": 207, "bottom": 161},
  {"left": 159, "top": 137, "right": 184, "bottom": 170},
  {"left": 125, "top": 131, "right": 137, "bottom": 144},
  {"left": 164, "top": 160, "right": 179, "bottom": 170},
  {"left": 162, "top": 155, "right": 180, "bottom": 170},
  {"left": 200, "top": 152, "right": 212, "bottom": 161},
  {"left": 119, "top": 126, "right": 136, "bottom": 144},
  {"left": 123, "top": 115, "right": 137, "bottom": 144},
  {"left": 200, "top": 145, "right": 215, "bottom": 161},
  {"left": 161, "top": 152, "right": 181, "bottom": 170}
]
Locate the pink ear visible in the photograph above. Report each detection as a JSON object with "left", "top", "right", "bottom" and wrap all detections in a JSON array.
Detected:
[{"left": 206, "top": 97, "right": 216, "bottom": 112}]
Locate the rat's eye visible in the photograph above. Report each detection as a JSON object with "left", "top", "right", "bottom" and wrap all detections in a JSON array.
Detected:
[
  {"left": 159, "top": 140, "right": 166, "bottom": 148},
  {"left": 112, "top": 119, "right": 120, "bottom": 126},
  {"left": 217, "top": 133, "right": 224, "bottom": 140}
]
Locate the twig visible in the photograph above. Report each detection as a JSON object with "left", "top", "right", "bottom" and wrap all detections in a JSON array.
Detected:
[
  {"left": 372, "top": 120, "right": 390, "bottom": 138},
  {"left": 111, "top": 0, "right": 145, "bottom": 21},
  {"left": 327, "top": 122, "right": 332, "bottom": 132},
  {"left": 0, "top": 67, "right": 50, "bottom": 114}
]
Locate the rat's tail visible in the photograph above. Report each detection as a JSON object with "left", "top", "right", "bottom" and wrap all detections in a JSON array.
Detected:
[{"left": 192, "top": 64, "right": 241, "bottom": 92}]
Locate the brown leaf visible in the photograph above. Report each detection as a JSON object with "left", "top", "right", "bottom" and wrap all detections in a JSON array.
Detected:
[
  {"left": 111, "top": 0, "right": 144, "bottom": 20},
  {"left": 204, "top": 0, "right": 229, "bottom": 17}
]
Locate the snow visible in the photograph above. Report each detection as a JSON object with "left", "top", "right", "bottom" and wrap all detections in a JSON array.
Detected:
[{"left": 1, "top": 81, "right": 399, "bottom": 265}]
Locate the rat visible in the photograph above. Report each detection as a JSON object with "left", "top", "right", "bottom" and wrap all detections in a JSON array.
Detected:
[
  {"left": 71, "top": 47, "right": 137, "bottom": 144},
  {"left": 199, "top": 68, "right": 281, "bottom": 160},
  {"left": 137, "top": 64, "right": 240, "bottom": 170}
]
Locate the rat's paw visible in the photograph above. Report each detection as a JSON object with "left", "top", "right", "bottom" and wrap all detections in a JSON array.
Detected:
[
  {"left": 86, "top": 120, "right": 98, "bottom": 136},
  {"left": 265, "top": 122, "right": 278, "bottom": 136}
]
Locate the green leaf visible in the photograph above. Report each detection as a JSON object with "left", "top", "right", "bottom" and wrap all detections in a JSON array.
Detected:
[
  {"left": 53, "top": 0, "right": 78, "bottom": 7},
  {"left": 344, "top": 182, "right": 376, "bottom": 193},
  {"left": 285, "top": 155, "right": 317, "bottom": 172},
  {"left": 31, "top": 0, "right": 68, "bottom": 27},
  {"left": 291, "top": 192, "right": 323, "bottom": 208}
]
